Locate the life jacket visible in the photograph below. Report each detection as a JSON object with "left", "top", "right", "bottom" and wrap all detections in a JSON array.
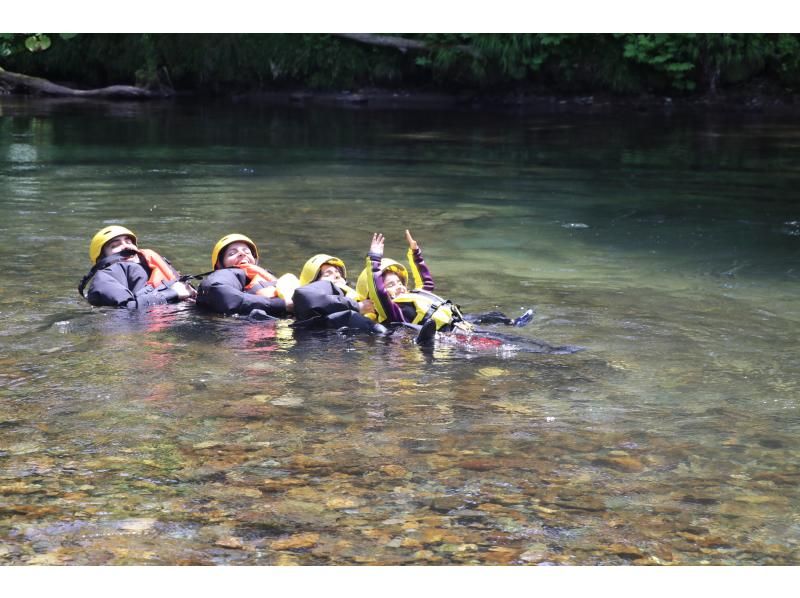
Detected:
[
  {"left": 392, "top": 289, "right": 469, "bottom": 331},
  {"left": 356, "top": 255, "right": 410, "bottom": 323},
  {"left": 237, "top": 263, "right": 279, "bottom": 297},
  {"left": 140, "top": 249, "right": 178, "bottom": 289}
]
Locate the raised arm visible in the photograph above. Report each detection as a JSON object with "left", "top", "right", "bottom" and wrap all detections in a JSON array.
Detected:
[
  {"left": 405, "top": 229, "right": 434, "bottom": 291},
  {"left": 366, "top": 232, "right": 405, "bottom": 324},
  {"left": 370, "top": 232, "right": 385, "bottom": 255},
  {"left": 405, "top": 229, "right": 418, "bottom": 251}
]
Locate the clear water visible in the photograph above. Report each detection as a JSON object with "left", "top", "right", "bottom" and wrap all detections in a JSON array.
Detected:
[{"left": 0, "top": 97, "right": 798, "bottom": 565}]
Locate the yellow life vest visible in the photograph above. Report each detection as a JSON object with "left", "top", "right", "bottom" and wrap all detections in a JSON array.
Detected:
[
  {"left": 393, "top": 289, "right": 463, "bottom": 331},
  {"left": 355, "top": 250, "right": 473, "bottom": 330}
]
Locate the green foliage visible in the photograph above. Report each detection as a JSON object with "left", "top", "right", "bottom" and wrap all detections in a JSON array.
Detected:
[
  {"left": 408, "top": 34, "right": 659, "bottom": 93},
  {"left": 0, "top": 34, "right": 13, "bottom": 58},
  {"left": 3, "top": 33, "right": 800, "bottom": 97},
  {"left": 621, "top": 34, "right": 698, "bottom": 91},
  {"left": 618, "top": 33, "right": 800, "bottom": 93},
  {"left": 1, "top": 33, "right": 76, "bottom": 57},
  {"left": 261, "top": 34, "right": 405, "bottom": 89},
  {"left": 25, "top": 34, "right": 51, "bottom": 52},
  {"left": 770, "top": 34, "right": 800, "bottom": 87}
]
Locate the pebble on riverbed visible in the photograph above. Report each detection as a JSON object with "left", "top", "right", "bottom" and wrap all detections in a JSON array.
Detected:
[
  {"left": 215, "top": 536, "right": 245, "bottom": 550},
  {"left": 591, "top": 454, "right": 645, "bottom": 473},
  {"left": 270, "top": 532, "right": 320, "bottom": 550}
]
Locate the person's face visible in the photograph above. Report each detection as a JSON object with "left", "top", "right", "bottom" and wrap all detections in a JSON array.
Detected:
[
  {"left": 222, "top": 242, "right": 255, "bottom": 268},
  {"left": 318, "top": 263, "right": 344, "bottom": 285},
  {"left": 103, "top": 234, "right": 139, "bottom": 261},
  {"left": 382, "top": 271, "right": 406, "bottom": 299}
]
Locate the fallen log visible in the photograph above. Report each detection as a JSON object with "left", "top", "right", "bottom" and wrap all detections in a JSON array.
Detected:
[
  {"left": 0, "top": 66, "right": 170, "bottom": 99},
  {"left": 333, "top": 33, "right": 480, "bottom": 58}
]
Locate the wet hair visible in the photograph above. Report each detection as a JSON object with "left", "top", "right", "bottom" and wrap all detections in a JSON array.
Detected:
[{"left": 315, "top": 262, "right": 344, "bottom": 281}]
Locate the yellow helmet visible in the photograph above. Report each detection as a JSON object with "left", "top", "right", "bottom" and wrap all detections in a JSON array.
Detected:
[
  {"left": 211, "top": 233, "right": 259, "bottom": 269},
  {"left": 299, "top": 254, "right": 347, "bottom": 286},
  {"left": 89, "top": 225, "right": 137, "bottom": 263},
  {"left": 355, "top": 258, "right": 408, "bottom": 299}
]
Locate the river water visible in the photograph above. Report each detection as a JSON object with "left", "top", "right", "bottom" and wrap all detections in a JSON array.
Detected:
[{"left": 0, "top": 97, "right": 798, "bottom": 565}]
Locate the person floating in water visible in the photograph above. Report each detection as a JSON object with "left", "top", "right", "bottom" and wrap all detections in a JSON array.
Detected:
[
  {"left": 357, "top": 230, "right": 533, "bottom": 343},
  {"left": 291, "top": 253, "right": 385, "bottom": 333},
  {"left": 79, "top": 225, "right": 196, "bottom": 309},
  {"left": 195, "top": 233, "right": 299, "bottom": 319}
]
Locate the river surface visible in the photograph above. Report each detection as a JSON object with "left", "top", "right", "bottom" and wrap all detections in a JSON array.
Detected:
[{"left": 0, "top": 97, "right": 798, "bottom": 565}]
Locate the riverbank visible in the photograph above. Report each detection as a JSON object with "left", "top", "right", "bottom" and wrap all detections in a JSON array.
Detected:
[
  {"left": 231, "top": 82, "right": 800, "bottom": 116},
  {"left": 5, "top": 83, "right": 797, "bottom": 118}
]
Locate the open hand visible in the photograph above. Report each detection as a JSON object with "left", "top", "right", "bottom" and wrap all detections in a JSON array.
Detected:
[
  {"left": 172, "top": 281, "right": 196, "bottom": 300},
  {"left": 405, "top": 229, "right": 418, "bottom": 251},
  {"left": 370, "top": 233, "right": 385, "bottom": 256}
]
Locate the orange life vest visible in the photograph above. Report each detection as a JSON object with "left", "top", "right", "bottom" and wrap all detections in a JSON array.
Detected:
[
  {"left": 140, "top": 249, "right": 178, "bottom": 289},
  {"left": 238, "top": 263, "right": 279, "bottom": 298}
]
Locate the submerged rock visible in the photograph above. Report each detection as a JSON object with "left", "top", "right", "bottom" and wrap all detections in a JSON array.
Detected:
[
  {"left": 0, "top": 482, "right": 43, "bottom": 495},
  {"left": 550, "top": 495, "right": 606, "bottom": 512},
  {"left": 451, "top": 509, "right": 488, "bottom": 523},
  {"left": 271, "top": 395, "right": 305, "bottom": 408},
  {"left": 215, "top": 536, "right": 245, "bottom": 550},
  {"left": 484, "top": 546, "right": 520, "bottom": 564},
  {"left": 379, "top": 464, "right": 409, "bottom": 478},
  {"left": 458, "top": 459, "right": 500, "bottom": 472},
  {"left": 605, "top": 543, "right": 647, "bottom": 560},
  {"left": 680, "top": 495, "right": 720, "bottom": 506},
  {"left": 413, "top": 549, "right": 438, "bottom": 561},
  {"left": 591, "top": 455, "right": 645, "bottom": 473},
  {"left": 519, "top": 543, "right": 550, "bottom": 563},
  {"left": 325, "top": 497, "right": 361, "bottom": 510},
  {"left": 117, "top": 518, "right": 157, "bottom": 532},
  {"left": 270, "top": 532, "right": 320, "bottom": 550},
  {"left": 429, "top": 496, "right": 465, "bottom": 512}
]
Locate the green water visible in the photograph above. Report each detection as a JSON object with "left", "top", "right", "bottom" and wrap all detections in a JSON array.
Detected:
[{"left": 1, "top": 97, "right": 798, "bottom": 565}]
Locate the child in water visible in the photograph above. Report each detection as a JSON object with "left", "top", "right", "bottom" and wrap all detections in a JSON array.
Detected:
[
  {"left": 358, "top": 230, "right": 533, "bottom": 343},
  {"left": 291, "top": 253, "right": 383, "bottom": 333}
]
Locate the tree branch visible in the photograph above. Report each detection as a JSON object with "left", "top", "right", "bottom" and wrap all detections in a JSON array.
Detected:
[
  {"left": 334, "top": 33, "right": 480, "bottom": 58},
  {"left": 0, "top": 66, "right": 170, "bottom": 98}
]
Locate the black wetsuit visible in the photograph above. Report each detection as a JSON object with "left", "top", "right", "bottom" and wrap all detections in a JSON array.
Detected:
[
  {"left": 291, "top": 280, "right": 385, "bottom": 332},
  {"left": 293, "top": 280, "right": 359, "bottom": 320},
  {"left": 84, "top": 253, "right": 184, "bottom": 309},
  {"left": 195, "top": 268, "right": 288, "bottom": 318}
]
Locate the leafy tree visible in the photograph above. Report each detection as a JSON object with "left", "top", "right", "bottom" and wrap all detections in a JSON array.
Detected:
[
  {"left": 3, "top": 33, "right": 800, "bottom": 98},
  {"left": 1, "top": 33, "right": 77, "bottom": 57}
]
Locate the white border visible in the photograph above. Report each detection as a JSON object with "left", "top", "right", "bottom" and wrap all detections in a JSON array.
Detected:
[{"left": 3, "top": 2, "right": 795, "bottom": 33}]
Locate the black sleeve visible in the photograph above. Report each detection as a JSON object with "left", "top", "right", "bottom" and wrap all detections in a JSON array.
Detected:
[
  {"left": 196, "top": 268, "right": 288, "bottom": 317},
  {"left": 86, "top": 262, "right": 179, "bottom": 309},
  {"left": 132, "top": 283, "right": 180, "bottom": 308},
  {"left": 86, "top": 263, "right": 143, "bottom": 307}
]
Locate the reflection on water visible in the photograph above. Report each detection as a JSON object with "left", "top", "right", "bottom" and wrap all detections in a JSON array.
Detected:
[{"left": 0, "top": 99, "right": 798, "bottom": 564}]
